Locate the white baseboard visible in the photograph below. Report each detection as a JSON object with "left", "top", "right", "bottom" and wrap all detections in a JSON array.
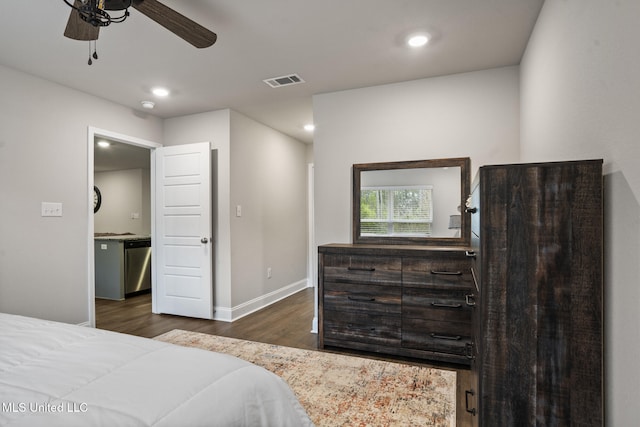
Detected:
[{"left": 213, "top": 279, "right": 309, "bottom": 322}]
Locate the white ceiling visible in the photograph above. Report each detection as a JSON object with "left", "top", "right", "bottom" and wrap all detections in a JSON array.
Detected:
[{"left": 0, "top": 0, "right": 544, "bottom": 145}]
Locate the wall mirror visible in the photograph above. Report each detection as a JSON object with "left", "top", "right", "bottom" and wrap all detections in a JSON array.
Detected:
[{"left": 353, "top": 157, "right": 471, "bottom": 246}]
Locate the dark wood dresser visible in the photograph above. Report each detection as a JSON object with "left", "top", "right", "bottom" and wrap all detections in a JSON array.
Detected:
[
  {"left": 466, "top": 159, "right": 604, "bottom": 425},
  {"left": 318, "top": 244, "right": 476, "bottom": 365}
]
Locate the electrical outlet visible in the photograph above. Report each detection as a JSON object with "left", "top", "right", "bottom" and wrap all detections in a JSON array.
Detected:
[{"left": 267, "top": 267, "right": 272, "bottom": 279}]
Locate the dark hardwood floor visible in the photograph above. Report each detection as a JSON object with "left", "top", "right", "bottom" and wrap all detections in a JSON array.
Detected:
[
  {"left": 95, "top": 287, "right": 472, "bottom": 426},
  {"left": 96, "top": 287, "right": 317, "bottom": 350}
]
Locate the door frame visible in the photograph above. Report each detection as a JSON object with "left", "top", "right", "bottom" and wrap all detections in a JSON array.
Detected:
[
  {"left": 86, "top": 127, "right": 161, "bottom": 327},
  {"left": 308, "top": 163, "right": 317, "bottom": 333}
]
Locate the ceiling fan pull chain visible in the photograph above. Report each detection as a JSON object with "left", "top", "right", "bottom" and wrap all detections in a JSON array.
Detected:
[{"left": 87, "top": 40, "right": 98, "bottom": 66}]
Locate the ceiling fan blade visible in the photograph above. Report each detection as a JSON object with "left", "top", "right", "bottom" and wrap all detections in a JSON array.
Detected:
[
  {"left": 63, "top": 0, "right": 100, "bottom": 41},
  {"left": 132, "top": 0, "right": 217, "bottom": 48}
]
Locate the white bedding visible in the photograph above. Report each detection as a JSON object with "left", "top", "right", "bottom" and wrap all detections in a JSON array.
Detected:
[{"left": 0, "top": 313, "right": 314, "bottom": 426}]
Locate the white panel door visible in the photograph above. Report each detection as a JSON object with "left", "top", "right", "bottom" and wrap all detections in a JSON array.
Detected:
[{"left": 154, "top": 142, "right": 213, "bottom": 319}]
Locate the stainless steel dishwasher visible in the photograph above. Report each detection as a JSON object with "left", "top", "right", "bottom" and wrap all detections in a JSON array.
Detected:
[{"left": 124, "top": 238, "right": 151, "bottom": 296}]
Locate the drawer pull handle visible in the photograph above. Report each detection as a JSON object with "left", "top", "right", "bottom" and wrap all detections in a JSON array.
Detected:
[
  {"left": 465, "top": 294, "right": 476, "bottom": 306},
  {"left": 431, "top": 302, "right": 462, "bottom": 309},
  {"left": 348, "top": 296, "right": 376, "bottom": 302},
  {"left": 347, "top": 267, "right": 376, "bottom": 272},
  {"left": 347, "top": 324, "right": 377, "bottom": 332},
  {"left": 430, "top": 333, "right": 462, "bottom": 341},
  {"left": 465, "top": 389, "right": 477, "bottom": 416},
  {"left": 465, "top": 251, "right": 476, "bottom": 258},
  {"left": 430, "top": 270, "right": 462, "bottom": 276}
]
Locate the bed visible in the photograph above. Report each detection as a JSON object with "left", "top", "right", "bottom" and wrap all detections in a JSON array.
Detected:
[{"left": 0, "top": 313, "right": 314, "bottom": 426}]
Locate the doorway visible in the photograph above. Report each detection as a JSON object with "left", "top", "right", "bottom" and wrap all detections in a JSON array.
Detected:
[{"left": 87, "top": 127, "right": 161, "bottom": 327}]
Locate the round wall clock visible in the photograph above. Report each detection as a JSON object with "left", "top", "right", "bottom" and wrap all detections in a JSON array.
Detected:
[{"left": 93, "top": 186, "right": 102, "bottom": 213}]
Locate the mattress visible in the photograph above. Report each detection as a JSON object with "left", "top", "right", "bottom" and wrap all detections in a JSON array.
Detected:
[{"left": 0, "top": 313, "right": 314, "bottom": 426}]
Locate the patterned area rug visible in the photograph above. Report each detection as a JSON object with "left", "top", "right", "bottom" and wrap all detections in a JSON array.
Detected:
[{"left": 154, "top": 330, "right": 456, "bottom": 426}]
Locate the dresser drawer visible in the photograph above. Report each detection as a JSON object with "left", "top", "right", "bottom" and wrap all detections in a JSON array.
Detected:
[
  {"left": 403, "top": 287, "right": 473, "bottom": 323},
  {"left": 323, "top": 254, "right": 402, "bottom": 285},
  {"left": 402, "top": 318, "right": 472, "bottom": 356},
  {"left": 324, "top": 310, "right": 401, "bottom": 347},
  {"left": 402, "top": 256, "right": 472, "bottom": 289},
  {"left": 319, "top": 245, "right": 476, "bottom": 365},
  {"left": 323, "top": 281, "right": 401, "bottom": 315}
]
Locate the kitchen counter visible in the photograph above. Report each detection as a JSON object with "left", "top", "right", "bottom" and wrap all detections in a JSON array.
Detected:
[{"left": 95, "top": 233, "right": 151, "bottom": 241}]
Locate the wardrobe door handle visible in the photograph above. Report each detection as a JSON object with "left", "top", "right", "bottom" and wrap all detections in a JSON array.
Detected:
[
  {"left": 465, "top": 389, "right": 477, "bottom": 415},
  {"left": 430, "top": 270, "right": 462, "bottom": 276},
  {"left": 431, "top": 302, "right": 462, "bottom": 309},
  {"left": 465, "top": 294, "right": 476, "bottom": 307}
]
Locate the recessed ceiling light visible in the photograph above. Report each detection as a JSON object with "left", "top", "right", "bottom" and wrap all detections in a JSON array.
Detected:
[
  {"left": 304, "top": 124, "right": 315, "bottom": 132},
  {"left": 152, "top": 87, "right": 170, "bottom": 97},
  {"left": 141, "top": 100, "right": 155, "bottom": 109},
  {"left": 97, "top": 141, "right": 111, "bottom": 148},
  {"left": 407, "top": 34, "right": 429, "bottom": 48}
]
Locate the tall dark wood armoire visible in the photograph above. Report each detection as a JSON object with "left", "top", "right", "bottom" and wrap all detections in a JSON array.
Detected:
[{"left": 467, "top": 160, "right": 603, "bottom": 426}]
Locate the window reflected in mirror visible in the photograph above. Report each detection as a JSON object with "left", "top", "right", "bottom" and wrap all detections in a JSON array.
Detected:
[{"left": 353, "top": 158, "right": 470, "bottom": 246}]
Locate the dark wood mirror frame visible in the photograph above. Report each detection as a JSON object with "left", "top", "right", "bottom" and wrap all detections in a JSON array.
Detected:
[{"left": 352, "top": 157, "right": 471, "bottom": 246}]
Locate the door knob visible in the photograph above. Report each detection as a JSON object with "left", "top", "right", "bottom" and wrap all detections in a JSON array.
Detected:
[{"left": 201, "top": 237, "right": 209, "bottom": 244}]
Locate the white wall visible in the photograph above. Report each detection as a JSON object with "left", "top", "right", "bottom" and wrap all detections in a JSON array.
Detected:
[
  {"left": 313, "top": 66, "right": 521, "bottom": 247},
  {"left": 229, "top": 112, "right": 309, "bottom": 308},
  {"left": 94, "top": 169, "right": 151, "bottom": 236},
  {"left": 0, "top": 64, "right": 162, "bottom": 324},
  {"left": 520, "top": 0, "right": 640, "bottom": 424}
]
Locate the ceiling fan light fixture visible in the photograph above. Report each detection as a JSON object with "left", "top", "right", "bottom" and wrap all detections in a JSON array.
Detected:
[
  {"left": 141, "top": 100, "right": 155, "bottom": 109},
  {"left": 63, "top": 0, "right": 131, "bottom": 28}
]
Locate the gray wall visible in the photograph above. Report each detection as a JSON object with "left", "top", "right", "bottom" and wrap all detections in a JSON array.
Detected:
[
  {"left": 313, "top": 66, "right": 521, "bottom": 248},
  {"left": 230, "top": 111, "right": 309, "bottom": 308},
  {"left": 0, "top": 64, "right": 163, "bottom": 324},
  {"left": 94, "top": 169, "right": 151, "bottom": 236},
  {"left": 520, "top": 0, "right": 639, "bottom": 424},
  {"left": 163, "top": 109, "right": 309, "bottom": 320}
]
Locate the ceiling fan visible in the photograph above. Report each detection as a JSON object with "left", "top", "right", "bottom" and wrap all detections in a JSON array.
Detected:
[{"left": 63, "top": 0, "right": 217, "bottom": 48}]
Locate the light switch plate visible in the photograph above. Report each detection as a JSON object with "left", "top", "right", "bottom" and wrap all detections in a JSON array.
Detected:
[{"left": 41, "top": 202, "right": 63, "bottom": 217}]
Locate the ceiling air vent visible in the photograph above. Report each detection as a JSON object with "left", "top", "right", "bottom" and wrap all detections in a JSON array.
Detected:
[{"left": 263, "top": 74, "right": 305, "bottom": 88}]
